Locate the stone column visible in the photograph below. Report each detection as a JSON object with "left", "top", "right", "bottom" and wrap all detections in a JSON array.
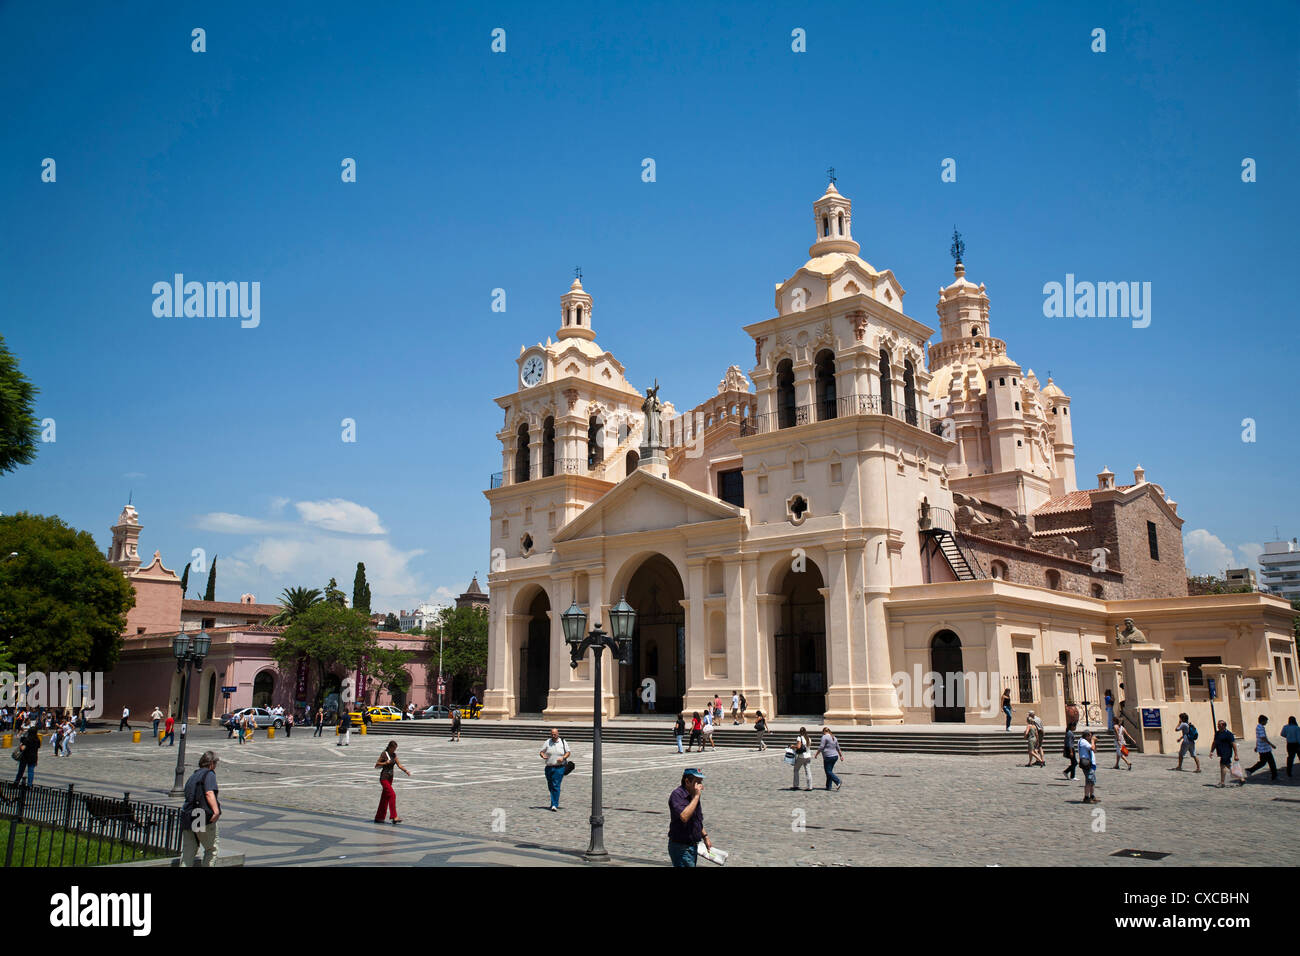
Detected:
[
  {"left": 1036, "top": 663, "right": 1067, "bottom": 727},
  {"left": 753, "top": 592, "right": 782, "bottom": 717},
  {"left": 793, "top": 357, "right": 815, "bottom": 415},
  {"left": 1114, "top": 643, "right": 1166, "bottom": 752},
  {"left": 483, "top": 608, "right": 523, "bottom": 719}
]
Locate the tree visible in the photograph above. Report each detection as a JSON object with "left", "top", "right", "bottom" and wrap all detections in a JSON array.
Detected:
[
  {"left": 0, "top": 512, "right": 135, "bottom": 672},
  {"left": 372, "top": 645, "right": 413, "bottom": 704},
  {"left": 179, "top": 562, "right": 190, "bottom": 598},
  {"left": 203, "top": 556, "right": 217, "bottom": 601},
  {"left": 427, "top": 604, "right": 488, "bottom": 702},
  {"left": 270, "top": 604, "right": 376, "bottom": 708},
  {"left": 0, "top": 335, "right": 40, "bottom": 475},
  {"left": 266, "top": 586, "right": 323, "bottom": 626},
  {"left": 383, "top": 612, "right": 400, "bottom": 632},
  {"left": 323, "top": 577, "right": 347, "bottom": 607},
  {"left": 352, "top": 562, "right": 371, "bottom": 614}
]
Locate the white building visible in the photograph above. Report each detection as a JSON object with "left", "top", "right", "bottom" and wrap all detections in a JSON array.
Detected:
[
  {"left": 398, "top": 603, "right": 443, "bottom": 632},
  {"left": 1259, "top": 539, "right": 1300, "bottom": 602}
]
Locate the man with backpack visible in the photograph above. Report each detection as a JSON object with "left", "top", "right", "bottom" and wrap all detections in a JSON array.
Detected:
[
  {"left": 1175, "top": 712, "right": 1201, "bottom": 772},
  {"left": 180, "top": 751, "right": 222, "bottom": 867}
]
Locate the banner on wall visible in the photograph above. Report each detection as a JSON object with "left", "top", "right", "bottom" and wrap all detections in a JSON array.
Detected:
[
  {"left": 356, "top": 656, "right": 368, "bottom": 704},
  {"left": 295, "top": 657, "right": 308, "bottom": 701}
]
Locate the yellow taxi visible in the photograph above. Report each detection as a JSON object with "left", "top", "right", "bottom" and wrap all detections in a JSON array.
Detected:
[{"left": 364, "top": 706, "right": 406, "bottom": 722}]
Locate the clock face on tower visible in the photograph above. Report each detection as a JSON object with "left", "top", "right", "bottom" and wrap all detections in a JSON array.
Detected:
[{"left": 521, "top": 355, "right": 544, "bottom": 387}]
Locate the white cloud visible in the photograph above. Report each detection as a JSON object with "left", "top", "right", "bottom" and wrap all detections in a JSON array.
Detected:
[
  {"left": 1183, "top": 529, "right": 1237, "bottom": 576},
  {"left": 269, "top": 496, "right": 290, "bottom": 513},
  {"left": 195, "top": 512, "right": 286, "bottom": 534},
  {"left": 294, "top": 499, "right": 387, "bottom": 535},
  {"left": 1236, "top": 541, "right": 1265, "bottom": 569}
]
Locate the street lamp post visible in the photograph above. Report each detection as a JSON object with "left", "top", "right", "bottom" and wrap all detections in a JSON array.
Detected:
[
  {"left": 168, "top": 630, "right": 210, "bottom": 797},
  {"left": 563, "top": 596, "right": 635, "bottom": 864}
]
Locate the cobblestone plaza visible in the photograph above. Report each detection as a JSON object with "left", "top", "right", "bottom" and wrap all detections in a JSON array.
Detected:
[{"left": 32, "top": 727, "right": 1300, "bottom": 867}]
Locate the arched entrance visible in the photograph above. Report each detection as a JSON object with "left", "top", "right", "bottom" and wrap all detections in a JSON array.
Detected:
[
  {"left": 619, "top": 554, "right": 685, "bottom": 715},
  {"left": 518, "top": 589, "right": 551, "bottom": 714},
  {"left": 319, "top": 673, "right": 343, "bottom": 717},
  {"left": 931, "top": 630, "right": 965, "bottom": 722},
  {"left": 774, "top": 561, "right": 827, "bottom": 715},
  {"left": 252, "top": 671, "right": 275, "bottom": 708}
]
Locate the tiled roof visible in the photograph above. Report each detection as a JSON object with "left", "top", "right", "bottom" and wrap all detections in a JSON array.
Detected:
[
  {"left": 1033, "top": 484, "right": 1136, "bottom": 516},
  {"left": 181, "top": 599, "right": 281, "bottom": 617},
  {"left": 1032, "top": 525, "right": 1092, "bottom": 537}
]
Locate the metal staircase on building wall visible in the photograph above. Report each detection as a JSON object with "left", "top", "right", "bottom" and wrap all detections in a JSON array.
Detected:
[{"left": 920, "top": 506, "right": 986, "bottom": 580}]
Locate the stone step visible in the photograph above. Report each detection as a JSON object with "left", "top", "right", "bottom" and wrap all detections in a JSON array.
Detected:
[{"left": 380, "top": 721, "right": 1116, "bottom": 755}]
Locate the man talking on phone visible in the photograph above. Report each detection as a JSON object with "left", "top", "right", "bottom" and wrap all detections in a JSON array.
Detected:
[{"left": 668, "top": 768, "right": 713, "bottom": 867}]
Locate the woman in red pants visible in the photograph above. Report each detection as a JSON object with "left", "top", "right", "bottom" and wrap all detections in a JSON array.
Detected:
[{"left": 374, "top": 740, "right": 410, "bottom": 824}]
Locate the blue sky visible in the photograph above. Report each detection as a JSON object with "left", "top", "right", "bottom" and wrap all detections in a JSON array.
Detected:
[{"left": 2, "top": 1, "right": 1296, "bottom": 609}]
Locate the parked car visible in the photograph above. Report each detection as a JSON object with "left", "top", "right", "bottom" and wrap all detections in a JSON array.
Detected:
[
  {"left": 219, "top": 706, "right": 284, "bottom": 730},
  {"left": 365, "top": 706, "right": 405, "bottom": 722},
  {"left": 420, "top": 704, "right": 450, "bottom": 719}
]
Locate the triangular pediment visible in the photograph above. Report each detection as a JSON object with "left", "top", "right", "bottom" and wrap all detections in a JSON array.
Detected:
[{"left": 553, "top": 469, "right": 746, "bottom": 543}]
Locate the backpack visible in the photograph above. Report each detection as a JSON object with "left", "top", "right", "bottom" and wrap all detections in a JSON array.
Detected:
[{"left": 1188, "top": 723, "right": 1198, "bottom": 741}]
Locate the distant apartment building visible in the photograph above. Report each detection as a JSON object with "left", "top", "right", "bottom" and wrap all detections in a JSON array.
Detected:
[
  {"left": 398, "top": 603, "right": 442, "bottom": 631},
  {"left": 1260, "top": 539, "right": 1300, "bottom": 602}
]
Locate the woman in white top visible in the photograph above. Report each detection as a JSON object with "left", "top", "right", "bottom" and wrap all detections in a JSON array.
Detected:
[
  {"left": 701, "top": 708, "right": 716, "bottom": 750},
  {"left": 790, "top": 727, "right": 813, "bottom": 790},
  {"left": 1112, "top": 721, "right": 1132, "bottom": 770}
]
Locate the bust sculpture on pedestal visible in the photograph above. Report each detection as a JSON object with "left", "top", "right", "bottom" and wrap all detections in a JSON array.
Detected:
[{"left": 1114, "top": 618, "right": 1147, "bottom": 646}]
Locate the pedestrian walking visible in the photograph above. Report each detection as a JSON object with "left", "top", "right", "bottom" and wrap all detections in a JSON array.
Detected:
[
  {"left": 790, "top": 727, "right": 813, "bottom": 790},
  {"left": 539, "top": 728, "right": 570, "bottom": 811},
  {"left": 754, "top": 710, "right": 769, "bottom": 750},
  {"left": 731, "top": 691, "right": 741, "bottom": 725},
  {"left": 1001, "top": 687, "right": 1013, "bottom": 731},
  {"left": 245, "top": 711, "right": 257, "bottom": 742},
  {"left": 160, "top": 713, "right": 175, "bottom": 746},
  {"left": 118, "top": 706, "right": 131, "bottom": 732},
  {"left": 1113, "top": 720, "right": 1132, "bottom": 770},
  {"left": 180, "top": 752, "right": 221, "bottom": 867},
  {"left": 738, "top": 691, "right": 747, "bottom": 725},
  {"left": 1023, "top": 714, "right": 1044, "bottom": 767},
  {"left": 237, "top": 713, "right": 248, "bottom": 745},
  {"left": 151, "top": 706, "right": 163, "bottom": 740},
  {"left": 712, "top": 695, "right": 723, "bottom": 723},
  {"left": 374, "top": 740, "right": 410, "bottom": 824},
  {"left": 450, "top": 709, "right": 462, "bottom": 741},
  {"left": 313, "top": 708, "right": 324, "bottom": 737},
  {"left": 1245, "top": 715, "right": 1279, "bottom": 781},
  {"left": 667, "top": 768, "right": 712, "bottom": 867},
  {"left": 644, "top": 679, "right": 656, "bottom": 713},
  {"left": 1079, "top": 731, "right": 1099, "bottom": 803},
  {"left": 59, "top": 719, "right": 75, "bottom": 757},
  {"left": 1062, "top": 722, "right": 1078, "bottom": 779},
  {"left": 1282, "top": 716, "right": 1300, "bottom": 777},
  {"left": 1104, "top": 689, "right": 1114, "bottom": 733},
  {"left": 1174, "top": 713, "right": 1201, "bottom": 772},
  {"left": 12, "top": 724, "right": 39, "bottom": 786},
  {"left": 1213, "top": 720, "right": 1241, "bottom": 787},
  {"left": 674, "top": 713, "right": 686, "bottom": 754},
  {"left": 701, "top": 707, "right": 716, "bottom": 751},
  {"left": 688, "top": 712, "right": 703, "bottom": 752},
  {"left": 336, "top": 712, "right": 351, "bottom": 746},
  {"left": 285, "top": 713, "right": 293, "bottom": 737},
  {"left": 1030, "top": 710, "right": 1045, "bottom": 766},
  {"left": 51, "top": 721, "right": 64, "bottom": 758},
  {"left": 815, "top": 726, "right": 844, "bottom": 790}
]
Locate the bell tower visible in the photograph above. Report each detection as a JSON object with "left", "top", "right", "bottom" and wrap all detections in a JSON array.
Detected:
[
  {"left": 808, "top": 175, "right": 860, "bottom": 258},
  {"left": 558, "top": 272, "right": 595, "bottom": 342},
  {"left": 108, "top": 504, "right": 142, "bottom": 572}
]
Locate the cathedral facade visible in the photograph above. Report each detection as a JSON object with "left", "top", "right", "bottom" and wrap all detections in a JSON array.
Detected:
[{"left": 482, "top": 181, "right": 1296, "bottom": 744}]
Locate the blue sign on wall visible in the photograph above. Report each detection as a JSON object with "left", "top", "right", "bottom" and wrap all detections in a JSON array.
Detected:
[
  {"left": 1207, "top": 677, "right": 1217, "bottom": 700},
  {"left": 1141, "top": 707, "right": 1162, "bottom": 729}
]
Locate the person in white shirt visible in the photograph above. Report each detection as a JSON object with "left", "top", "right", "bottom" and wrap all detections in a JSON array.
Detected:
[
  {"left": 119, "top": 707, "right": 131, "bottom": 732},
  {"left": 1245, "top": 715, "right": 1279, "bottom": 781},
  {"left": 790, "top": 728, "right": 813, "bottom": 790},
  {"left": 731, "top": 692, "right": 741, "bottom": 725},
  {"left": 539, "top": 729, "right": 571, "bottom": 811},
  {"left": 151, "top": 706, "right": 164, "bottom": 739},
  {"left": 701, "top": 708, "right": 716, "bottom": 751}
]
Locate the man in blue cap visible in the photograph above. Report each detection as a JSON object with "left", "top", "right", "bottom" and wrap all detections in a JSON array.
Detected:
[{"left": 668, "top": 768, "right": 713, "bottom": 866}]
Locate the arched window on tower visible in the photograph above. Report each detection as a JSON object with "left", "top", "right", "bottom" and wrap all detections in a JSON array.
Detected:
[
  {"left": 576, "top": 305, "right": 584, "bottom": 326},
  {"left": 776, "top": 358, "right": 796, "bottom": 429},
  {"left": 879, "top": 349, "right": 893, "bottom": 416},
  {"left": 971, "top": 326, "right": 980, "bottom": 337},
  {"left": 822, "top": 216, "right": 830, "bottom": 237},
  {"left": 515, "top": 422, "right": 531, "bottom": 483},
  {"left": 542, "top": 416, "right": 555, "bottom": 477},
  {"left": 815, "top": 349, "right": 837, "bottom": 421},
  {"left": 587, "top": 414, "right": 604, "bottom": 468},
  {"left": 903, "top": 360, "right": 918, "bottom": 426}
]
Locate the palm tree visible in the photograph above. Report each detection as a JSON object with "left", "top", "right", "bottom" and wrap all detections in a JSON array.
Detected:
[{"left": 267, "top": 586, "right": 323, "bottom": 626}]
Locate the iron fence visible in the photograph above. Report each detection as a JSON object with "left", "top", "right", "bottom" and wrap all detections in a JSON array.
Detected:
[
  {"left": 490, "top": 457, "right": 587, "bottom": 488},
  {"left": 749, "top": 393, "right": 946, "bottom": 437},
  {"left": 0, "top": 782, "right": 184, "bottom": 867},
  {"left": 1002, "top": 672, "right": 1039, "bottom": 704}
]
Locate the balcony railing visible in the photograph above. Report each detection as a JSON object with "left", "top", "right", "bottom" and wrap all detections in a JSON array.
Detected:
[
  {"left": 489, "top": 457, "right": 588, "bottom": 489},
  {"left": 746, "top": 393, "right": 945, "bottom": 437}
]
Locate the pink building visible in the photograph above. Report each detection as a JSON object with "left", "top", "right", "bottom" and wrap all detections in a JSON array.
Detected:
[{"left": 101, "top": 504, "right": 436, "bottom": 723}]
